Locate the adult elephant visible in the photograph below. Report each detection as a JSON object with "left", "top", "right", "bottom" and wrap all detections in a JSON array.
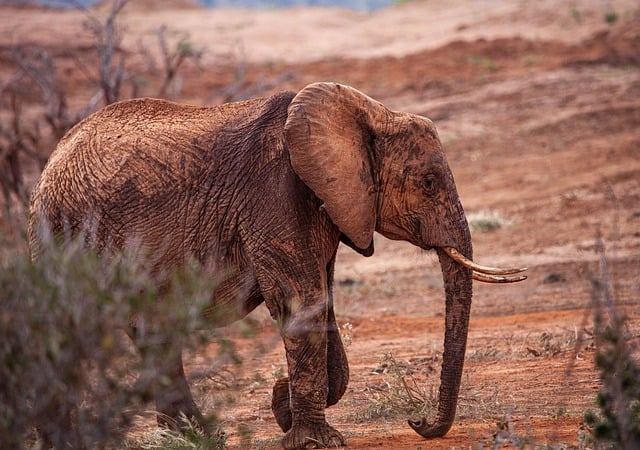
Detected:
[{"left": 29, "top": 82, "right": 526, "bottom": 449}]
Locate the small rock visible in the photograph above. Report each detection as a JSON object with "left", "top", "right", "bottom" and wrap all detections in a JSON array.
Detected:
[{"left": 543, "top": 273, "right": 566, "bottom": 284}]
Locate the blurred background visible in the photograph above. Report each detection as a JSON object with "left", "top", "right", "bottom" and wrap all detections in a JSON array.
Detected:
[{"left": 1, "top": 0, "right": 638, "bottom": 448}]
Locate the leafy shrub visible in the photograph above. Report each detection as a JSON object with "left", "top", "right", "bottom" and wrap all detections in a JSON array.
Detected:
[
  {"left": 603, "top": 10, "right": 619, "bottom": 25},
  {"left": 582, "top": 237, "right": 640, "bottom": 450},
  {"left": 0, "top": 231, "right": 224, "bottom": 449}
]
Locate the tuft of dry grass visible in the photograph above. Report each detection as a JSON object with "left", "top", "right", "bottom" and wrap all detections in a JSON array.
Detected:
[
  {"left": 467, "top": 210, "right": 513, "bottom": 233},
  {"left": 357, "top": 352, "right": 438, "bottom": 422},
  {"left": 125, "top": 414, "right": 225, "bottom": 449},
  {"left": 467, "top": 328, "right": 594, "bottom": 362}
]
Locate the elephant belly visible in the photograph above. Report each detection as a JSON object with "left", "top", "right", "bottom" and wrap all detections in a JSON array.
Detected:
[{"left": 204, "top": 266, "right": 264, "bottom": 326}]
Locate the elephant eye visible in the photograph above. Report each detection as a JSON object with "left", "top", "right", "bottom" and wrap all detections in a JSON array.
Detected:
[{"left": 422, "top": 173, "right": 438, "bottom": 194}]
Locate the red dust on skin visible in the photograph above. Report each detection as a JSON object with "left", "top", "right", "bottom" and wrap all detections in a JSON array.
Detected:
[{"left": 2, "top": 1, "right": 639, "bottom": 448}]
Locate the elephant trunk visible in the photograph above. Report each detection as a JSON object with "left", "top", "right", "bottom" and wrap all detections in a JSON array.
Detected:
[{"left": 409, "top": 222, "right": 473, "bottom": 438}]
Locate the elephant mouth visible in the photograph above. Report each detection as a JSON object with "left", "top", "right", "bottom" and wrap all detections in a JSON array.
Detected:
[{"left": 441, "top": 246, "right": 527, "bottom": 283}]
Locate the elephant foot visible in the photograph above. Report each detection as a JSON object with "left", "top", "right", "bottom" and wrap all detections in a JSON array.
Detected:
[
  {"left": 156, "top": 392, "right": 206, "bottom": 432},
  {"left": 272, "top": 377, "right": 293, "bottom": 432},
  {"left": 282, "top": 421, "right": 345, "bottom": 449}
]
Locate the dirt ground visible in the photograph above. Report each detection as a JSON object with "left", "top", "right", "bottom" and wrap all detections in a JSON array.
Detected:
[{"left": 2, "top": 0, "right": 639, "bottom": 448}]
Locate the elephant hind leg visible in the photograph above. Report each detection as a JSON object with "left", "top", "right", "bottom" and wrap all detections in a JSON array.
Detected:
[
  {"left": 271, "top": 306, "right": 349, "bottom": 432},
  {"left": 153, "top": 351, "right": 205, "bottom": 430},
  {"left": 129, "top": 325, "right": 207, "bottom": 432}
]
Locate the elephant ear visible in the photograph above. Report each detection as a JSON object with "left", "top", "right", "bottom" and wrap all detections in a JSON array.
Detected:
[{"left": 285, "top": 82, "right": 391, "bottom": 250}]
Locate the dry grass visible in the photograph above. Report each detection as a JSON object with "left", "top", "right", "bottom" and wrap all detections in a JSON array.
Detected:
[
  {"left": 356, "top": 352, "right": 438, "bottom": 422},
  {"left": 467, "top": 210, "right": 513, "bottom": 234}
]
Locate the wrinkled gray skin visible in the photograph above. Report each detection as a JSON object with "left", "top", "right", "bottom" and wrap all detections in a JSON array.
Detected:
[{"left": 29, "top": 82, "right": 474, "bottom": 449}]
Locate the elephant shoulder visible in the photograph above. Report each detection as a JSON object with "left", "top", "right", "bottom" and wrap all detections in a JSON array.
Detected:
[
  {"left": 264, "top": 90, "right": 297, "bottom": 115},
  {"left": 249, "top": 91, "right": 297, "bottom": 140},
  {"left": 209, "top": 90, "right": 296, "bottom": 127}
]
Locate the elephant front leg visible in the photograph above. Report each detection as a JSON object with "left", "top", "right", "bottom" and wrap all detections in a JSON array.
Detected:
[
  {"left": 272, "top": 305, "right": 349, "bottom": 433},
  {"left": 280, "top": 309, "right": 346, "bottom": 449}
]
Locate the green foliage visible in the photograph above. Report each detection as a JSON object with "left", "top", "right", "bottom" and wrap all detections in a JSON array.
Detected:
[
  {"left": 177, "top": 39, "right": 197, "bottom": 58},
  {"left": 0, "top": 231, "right": 224, "bottom": 449},
  {"left": 582, "top": 238, "right": 640, "bottom": 449},
  {"left": 570, "top": 6, "right": 582, "bottom": 23},
  {"left": 392, "top": 0, "right": 414, "bottom": 6},
  {"left": 603, "top": 10, "right": 619, "bottom": 25},
  {"left": 467, "top": 56, "right": 498, "bottom": 72},
  {"left": 583, "top": 317, "right": 640, "bottom": 448}
]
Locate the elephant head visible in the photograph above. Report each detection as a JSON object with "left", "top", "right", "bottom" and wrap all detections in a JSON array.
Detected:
[{"left": 285, "top": 82, "right": 526, "bottom": 438}]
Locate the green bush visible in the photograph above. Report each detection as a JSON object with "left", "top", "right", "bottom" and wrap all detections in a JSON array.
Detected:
[
  {"left": 603, "top": 10, "right": 619, "bottom": 25},
  {"left": 583, "top": 238, "right": 640, "bottom": 450},
  {"left": 0, "top": 232, "right": 223, "bottom": 449},
  {"left": 583, "top": 311, "right": 640, "bottom": 449}
]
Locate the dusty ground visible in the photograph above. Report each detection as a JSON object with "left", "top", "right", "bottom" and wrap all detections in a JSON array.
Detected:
[{"left": 2, "top": 0, "right": 639, "bottom": 448}]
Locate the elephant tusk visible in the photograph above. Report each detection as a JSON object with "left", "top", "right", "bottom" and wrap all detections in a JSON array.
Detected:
[
  {"left": 472, "top": 271, "right": 528, "bottom": 283},
  {"left": 443, "top": 246, "right": 528, "bottom": 276}
]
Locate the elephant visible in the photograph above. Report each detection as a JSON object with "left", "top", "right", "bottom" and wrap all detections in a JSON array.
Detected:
[{"left": 28, "top": 82, "right": 526, "bottom": 449}]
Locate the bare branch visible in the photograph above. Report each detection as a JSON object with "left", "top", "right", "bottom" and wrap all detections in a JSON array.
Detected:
[
  {"left": 155, "top": 26, "right": 203, "bottom": 99},
  {"left": 79, "top": 0, "right": 132, "bottom": 105},
  {"left": 0, "top": 0, "right": 213, "bottom": 221}
]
